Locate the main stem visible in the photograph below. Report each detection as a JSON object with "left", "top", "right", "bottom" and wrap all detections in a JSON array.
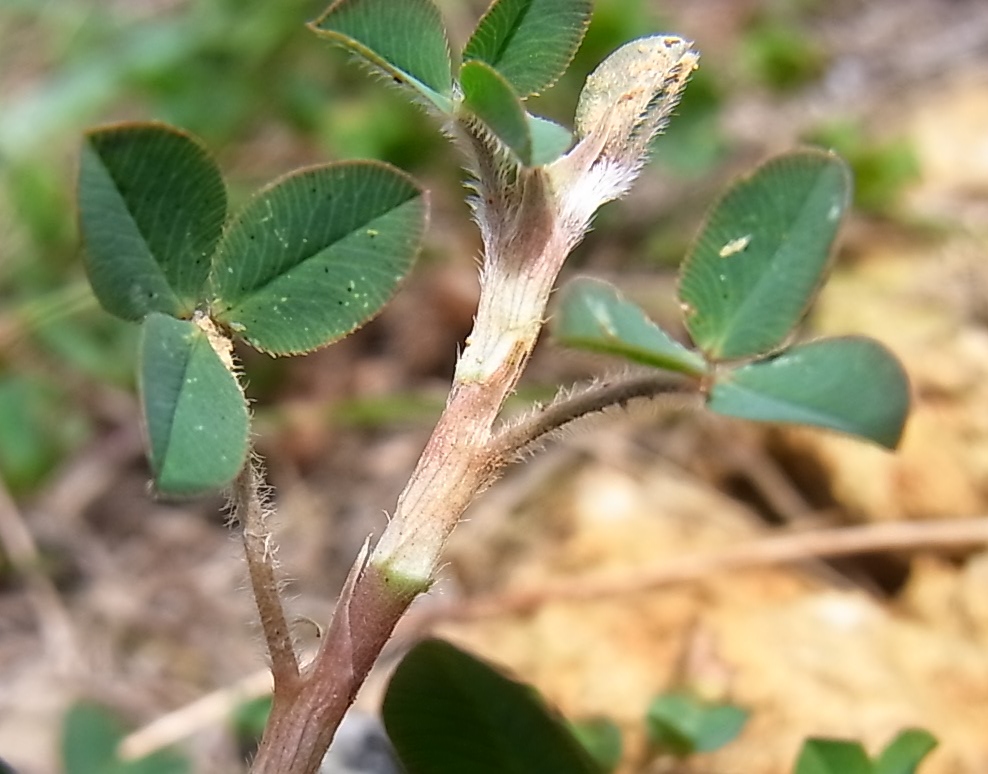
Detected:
[
  {"left": 249, "top": 104, "right": 682, "bottom": 765},
  {"left": 250, "top": 165, "right": 567, "bottom": 772}
]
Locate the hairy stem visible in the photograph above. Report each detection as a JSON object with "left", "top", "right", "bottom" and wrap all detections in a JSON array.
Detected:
[
  {"left": 490, "top": 373, "right": 699, "bottom": 463},
  {"left": 248, "top": 90, "right": 695, "bottom": 767},
  {"left": 250, "top": 172, "right": 563, "bottom": 770},
  {"left": 249, "top": 558, "right": 417, "bottom": 773},
  {"left": 248, "top": 372, "right": 704, "bottom": 771},
  {"left": 234, "top": 460, "right": 300, "bottom": 691}
]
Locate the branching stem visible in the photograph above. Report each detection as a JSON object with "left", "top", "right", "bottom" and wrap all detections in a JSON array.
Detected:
[{"left": 489, "top": 373, "right": 699, "bottom": 463}]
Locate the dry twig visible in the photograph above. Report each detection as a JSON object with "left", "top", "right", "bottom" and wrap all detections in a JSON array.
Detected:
[
  {"left": 432, "top": 517, "right": 988, "bottom": 619},
  {"left": 119, "top": 668, "right": 274, "bottom": 761},
  {"left": 119, "top": 517, "right": 988, "bottom": 762}
]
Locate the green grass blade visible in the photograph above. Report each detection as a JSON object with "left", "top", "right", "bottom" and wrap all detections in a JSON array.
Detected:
[
  {"left": 708, "top": 336, "right": 910, "bottom": 449},
  {"left": 310, "top": 0, "right": 453, "bottom": 111},
  {"left": 678, "top": 150, "right": 851, "bottom": 360},
  {"left": 463, "top": 0, "right": 592, "bottom": 97},
  {"left": 553, "top": 277, "right": 707, "bottom": 377},
  {"left": 139, "top": 314, "right": 249, "bottom": 495},
  {"left": 383, "top": 639, "right": 600, "bottom": 774},
  {"left": 78, "top": 123, "right": 226, "bottom": 321},
  {"left": 209, "top": 162, "right": 426, "bottom": 355},
  {"left": 460, "top": 60, "right": 532, "bottom": 165},
  {"left": 874, "top": 729, "right": 938, "bottom": 774},
  {"left": 794, "top": 739, "right": 873, "bottom": 774}
]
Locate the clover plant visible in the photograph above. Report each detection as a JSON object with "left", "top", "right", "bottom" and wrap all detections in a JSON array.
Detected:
[
  {"left": 381, "top": 639, "right": 936, "bottom": 774},
  {"left": 74, "top": 0, "right": 911, "bottom": 771}
]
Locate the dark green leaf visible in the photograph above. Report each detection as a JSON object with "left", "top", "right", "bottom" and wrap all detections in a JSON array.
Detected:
[
  {"left": 78, "top": 123, "right": 226, "bottom": 321},
  {"left": 209, "top": 162, "right": 425, "bottom": 355},
  {"left": 569, "top": 719, "right": 622, "bottom": 773},
  {"left": 875, "top": 729, "right": 937, "bottom": 774},
  {"left": 62, "top": 703, "right": 123, "bottom": 774},
  {"left": 383, "top": 639, "right": 600, "bottom": 774},
  {"left": 460, "top": 60, "right": 532, "bottom": 165},
  {"left": 646, "top": 693, "right": 748, "bottom": 757},
  {"left": 310, "top": 0, "right": 453, "bottom": 111},
  {"left": 139, "top": 314, "right": 249, "bottom": 495},
  {"left": 794, "top": 738, "right": 873, "bottom": 774},
  {"left": 463, "top": 0, "right": 592, "bottom": 97},
  {"left": 553, "top": 277, "right": 706, "bottom": 377},
  {"left": 678, "top": 150, "right": 851, "bottom": 360},
  {"left": 707, "top": 336, "right": 910, "bottom": 449}
]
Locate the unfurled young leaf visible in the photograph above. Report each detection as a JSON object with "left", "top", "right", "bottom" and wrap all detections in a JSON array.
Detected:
[
  {"left": 573, "top": 35, "right": 697, "bottom": 148},
  {"left": 708, "top": 336, "right": 910, "bottom": 449},
  {"left": 678, "top": 150, "right": 852, "bottom": 360},
  {"left": 383, "top": 639, "right": 599, "bottom": 774},
  {"left": 553, "top": 277, "right": 706, "bottom": 377},
  {"left": 209, "top": 162, "right": 426, "bottom": 355},
  {"left": 463, "top": 0, "right": 592, "bottom": 98},
  {"left": 139, "top": 314, "right": 249, "bottom": 495},
  {"left": 78, "top": 123, "right": 226, "bottom": 321},
  {"left": 554, "top": 35, "right": 698, "bottom": 217},
  {"left": 310, "top": 0, "right": 453, "bottom": 112}
]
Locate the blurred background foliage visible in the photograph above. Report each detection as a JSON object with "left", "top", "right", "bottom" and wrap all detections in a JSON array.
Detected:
[{"left": 0, "top": 0, "right": 919, "bottom": 495}]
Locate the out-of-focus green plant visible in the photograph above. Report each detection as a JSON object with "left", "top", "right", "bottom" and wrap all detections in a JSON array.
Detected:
[
  {"left": 381, "top": 638, "right": 937, "bottom": 774},
  {"left": 651, "top": 66, "right": 727, "bottom": 177},
  {"left": 232, "top": 696, "right": 275, "bottom": 760},
  {"left": 795, "top": 730, "right": 938, "bottom": 774},
  {"left": 61, "top": 702, "right": 189, "bottom": 774},
  {"left": 568, "top": 717, "right": 624, "bottom": 772},
  {"left": 646, "top": 691, "right": 749, "bottom": 758},
  {"left": 741, "top": 13, "right": 827, "bottom": 92},
  {"left": 0, "top": 374, "right": 91, "bottom": 493},
  {"left": 807, "top": 121, "right": 921, "bottom": 216}
]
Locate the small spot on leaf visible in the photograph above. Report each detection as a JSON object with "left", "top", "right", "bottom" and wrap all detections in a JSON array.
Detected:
[{"left": 719, "top": 235, "right": 752, "bottom": 258}]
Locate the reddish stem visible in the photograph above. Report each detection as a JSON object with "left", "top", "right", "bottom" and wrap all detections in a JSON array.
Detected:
[{"left": 249, "top": 561, "right": 416, "bottom": 773}]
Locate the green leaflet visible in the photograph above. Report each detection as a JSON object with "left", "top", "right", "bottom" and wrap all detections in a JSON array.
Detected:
[
  {"left": 139, "top": 314, "right": 249, "bottom": 495},
  {"left": 78, "top": 123, "right": 226, "bottom": 321},
  {"left": 463, "top": 0, "right": 592, "bottom": 97},
  {"left": 679, "top": 150, "right": 851, "bottom": 360},
  {"left": 209, "top": 162, "right": 425, "bottom": 355}
]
